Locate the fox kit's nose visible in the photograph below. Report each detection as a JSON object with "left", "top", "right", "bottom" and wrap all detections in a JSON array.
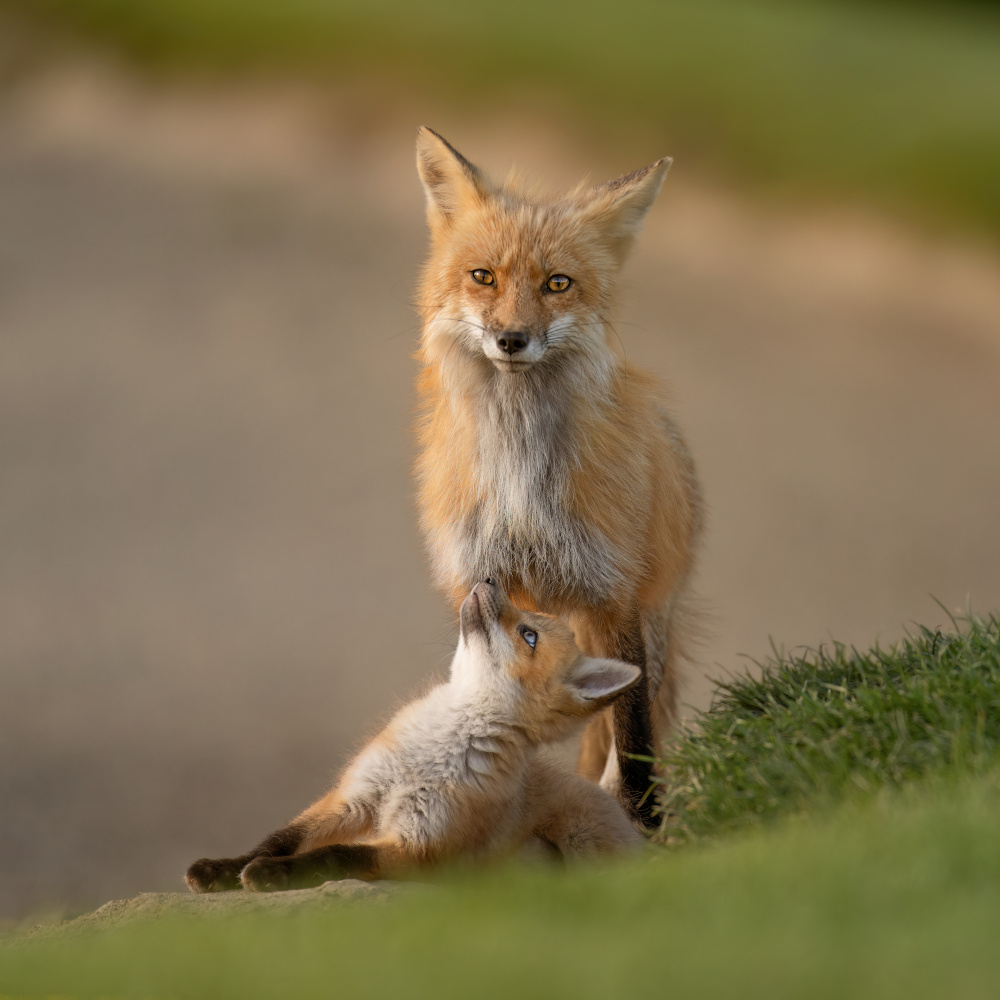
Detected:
[
  {"left": 496, "top": 332, "right": 528, "bottom": 355},
  {"left": 460, "top": 579, "right": 505, "bottom": 638},
  {"left": 472, "top": 579, "right": 505, "bottom": 618}
]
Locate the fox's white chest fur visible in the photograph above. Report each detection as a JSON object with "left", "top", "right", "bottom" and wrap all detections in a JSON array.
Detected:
[{"left": 436, "top": 373, "right": 626, "bottom": 607}]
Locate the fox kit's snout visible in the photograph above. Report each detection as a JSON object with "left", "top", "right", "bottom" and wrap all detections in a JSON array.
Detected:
[{"left": 458, "top": 578, "right": 505, "bottom": 639}]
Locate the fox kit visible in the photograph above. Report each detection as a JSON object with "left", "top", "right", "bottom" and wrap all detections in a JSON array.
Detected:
[
  {"left": 414, "top": 129, "right": 703, "bottom": 824},
  {"left": 186, "top": 581, "right": 641, "bottom": 892}
]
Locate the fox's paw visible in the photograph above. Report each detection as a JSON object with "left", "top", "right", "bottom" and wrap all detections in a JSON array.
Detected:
[
  {"left": 240, "top": 856, "right": 294, "bottom": 893},
  {"left": 185, "top": 857, "right": 245, "bottom": 894}
]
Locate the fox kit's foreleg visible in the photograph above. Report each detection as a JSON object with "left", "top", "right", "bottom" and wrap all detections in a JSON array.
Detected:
[
  {"left": 240, "top": 841, "right": 393, "bottom": 890},
  {"left": 185, "top": 787, "right": 375, "bottom": 894}
]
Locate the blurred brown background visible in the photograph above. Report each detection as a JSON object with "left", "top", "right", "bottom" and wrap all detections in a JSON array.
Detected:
[{"left": 1, "top": 2, "right": 999, "bottom": 920}]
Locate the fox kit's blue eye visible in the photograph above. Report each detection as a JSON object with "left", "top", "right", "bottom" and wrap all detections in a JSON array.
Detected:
[
  {"left": 518, "top": 626, "right": 537, "bottom": 649},
  {"left": 546, "top": 274, "right": 571, "bottom": 292},
  {"left": 471, "top": 269, "right": 495, "bottom": 286}
]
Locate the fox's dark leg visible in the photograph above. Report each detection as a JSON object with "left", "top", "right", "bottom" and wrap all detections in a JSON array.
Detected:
[
  {"left": 609, "top": 610, "right": 655, "bottom": 827},
  {"left": 241, "top": 843, "right": 388, "bottom": 891},
  {"left": 185, "top": 823, "right": 305, "bottom": 894},
  {"left": 186, "top": 787, "right": 376, "bottom": 893},
  {"left": 577, "top": 603, "right": 654, "bottom": 827}
]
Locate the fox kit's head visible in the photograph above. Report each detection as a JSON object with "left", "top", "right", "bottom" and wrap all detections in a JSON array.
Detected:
[
  {"left": 416, "top": 128, "right": 670, "bottom": 379},
  {"left": 452, "top": 580, "right": 640, "bottom": 741}
]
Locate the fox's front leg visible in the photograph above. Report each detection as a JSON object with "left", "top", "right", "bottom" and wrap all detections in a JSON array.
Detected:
[
  {"left": 185, "top": 787, "right": 374, "bottom": 894},
  {"left": 573, "top": 603, "right": 654, "bottom": 826},
  {"left": 241, "top": 841, "right": 396, "bottom": 891}
]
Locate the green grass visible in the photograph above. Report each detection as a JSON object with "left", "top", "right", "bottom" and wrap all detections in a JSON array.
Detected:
[
  {"left": 3, "top": 614, "right": 1000, "bottom": 997},
  {"left": 7, "top": 0, "right": 1000, "bottom": 240},
  {"left": 3, "top": 773, "right": 1000, "bottom": 999},
  {"left": 655, "top": 612, "right": 1000, "bottom": 842}
]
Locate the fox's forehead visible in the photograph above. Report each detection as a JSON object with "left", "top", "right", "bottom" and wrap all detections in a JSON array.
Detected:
[{"left": 449, "top": 201, "right": 595, "bottom": 272}]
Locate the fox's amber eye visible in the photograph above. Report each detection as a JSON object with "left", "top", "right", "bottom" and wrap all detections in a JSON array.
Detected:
[
  {"left": 546, "top": 274, "right": 571, "bottom": 293},
  {"left": 518, "top": 626, "right": 537, "bottom": 649},
  {"left": 471, "top": 269, "right": 495, "bottom": 286}
]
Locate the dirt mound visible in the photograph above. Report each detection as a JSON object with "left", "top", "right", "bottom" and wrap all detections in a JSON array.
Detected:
[{"left": 13, "top": 881, "right": 403, "bottom": 944}]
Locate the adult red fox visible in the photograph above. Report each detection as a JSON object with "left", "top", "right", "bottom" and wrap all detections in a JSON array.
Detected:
[
  {"left": 185, "top": 581, "right": 641, "bottom": 891},
  {"left": 414, "top": 129, "right": 703, "bottom": 824}
]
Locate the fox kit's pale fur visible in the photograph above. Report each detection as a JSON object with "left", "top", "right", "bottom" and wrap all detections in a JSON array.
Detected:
[
  {"left": 186, "top": 582, "right": 641, "bottom": 892},
  {"left": 414, "top": 129, "right": 703, "bottom": 823}
]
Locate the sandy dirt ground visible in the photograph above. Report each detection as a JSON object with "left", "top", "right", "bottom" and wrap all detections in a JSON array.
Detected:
[{"left": 2, "top": 59, "right": 999, "bottom": 920}]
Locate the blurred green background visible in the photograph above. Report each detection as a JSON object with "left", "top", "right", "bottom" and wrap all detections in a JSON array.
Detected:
[{"left": 9, "top": 0, "right": 1000, "bottom": 238}]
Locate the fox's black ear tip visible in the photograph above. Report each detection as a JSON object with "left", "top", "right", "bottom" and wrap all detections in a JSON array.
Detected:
[{"left": 417, "top": 125, "right": 446, "bottom": 144}]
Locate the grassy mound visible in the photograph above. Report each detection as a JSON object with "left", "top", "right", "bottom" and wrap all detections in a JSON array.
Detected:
[
  {"left": 655, "top": 612, "right": 1000, "bottom": 842},
  {"left": 4, "top": 773, "right": 1000, "bottom": 999},
  {"left": 4, "top": 615, "right": 1000, "bottom": 996},
  {"left": 6, "top": 0, "right": 1000, "bottom": 240}
]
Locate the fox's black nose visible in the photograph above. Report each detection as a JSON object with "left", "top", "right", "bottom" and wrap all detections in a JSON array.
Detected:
[{"left": 496, "top": 332, "right": 528, "bottom": 355}]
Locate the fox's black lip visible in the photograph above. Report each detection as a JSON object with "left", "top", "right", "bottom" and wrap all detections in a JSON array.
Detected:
[{"left": 488, "top": 355, "right": 536, "bottom": 369}]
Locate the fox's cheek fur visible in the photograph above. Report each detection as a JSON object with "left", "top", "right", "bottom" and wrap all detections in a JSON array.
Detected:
[
  {"left": 542, "top": 309, "right": 608, "bottom": 357},
  {"left": 420, "top": 309, "right": 484, "bottom": 360},
  {"left": 452, "top": 623, "right": 519, "bottom": 691}
]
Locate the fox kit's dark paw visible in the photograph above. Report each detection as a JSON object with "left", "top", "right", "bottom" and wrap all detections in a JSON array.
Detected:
[
  {"left": 185, "top": 857, "right": 246, "bottom": 893},
  {"left": 240, "top": 856, "right": 294, "bottom": 893}
]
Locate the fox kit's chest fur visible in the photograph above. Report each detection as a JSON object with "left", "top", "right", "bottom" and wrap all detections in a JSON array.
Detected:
[{"left": 348, "top": 686, "right": 531, "bottom": 853}]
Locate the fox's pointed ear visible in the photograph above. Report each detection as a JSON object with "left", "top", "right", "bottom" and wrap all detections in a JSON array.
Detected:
[
  {"left": 578, "top": 157, "right": 671, "bottom": 260},
  {"left": 566, "top": 657, "right": 641, "bottom": 709},
  {"left": 416, "top": 127, "right": 488, "bottom": 233}
]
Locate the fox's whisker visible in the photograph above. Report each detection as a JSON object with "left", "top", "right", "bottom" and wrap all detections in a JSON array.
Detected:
[{"left": 437, "top": 316, "right": 487, "bottom": 334}]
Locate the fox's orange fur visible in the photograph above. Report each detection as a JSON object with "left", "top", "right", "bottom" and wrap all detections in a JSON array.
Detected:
[
  {"left": 414, "top": 129, "right": 703, "bottom": 822},
  {"left": 185, "top": 582, "right": 641, "bottom": 892}
]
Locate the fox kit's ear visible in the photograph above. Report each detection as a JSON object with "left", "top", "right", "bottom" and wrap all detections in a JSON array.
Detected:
[
  {"left": 566, "top": 657, "right": 642, "bottom": 709},
  {"left": 578, "top": 157, "right": 672, "bottom": 261},
  {"left": 416, "top": 127, "right": 488, "bottom": 233}
]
